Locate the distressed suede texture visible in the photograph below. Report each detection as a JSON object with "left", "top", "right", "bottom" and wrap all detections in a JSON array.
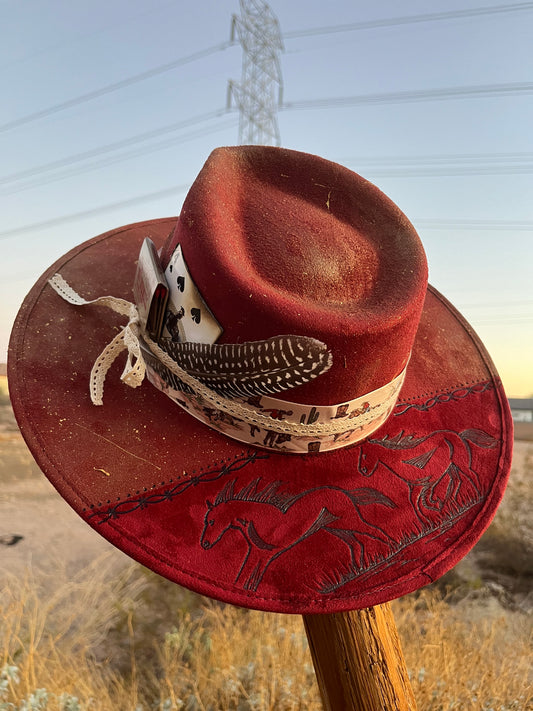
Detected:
[
  {"left": 161, "top": 147, "right": 428, "bottom": 405},
  {"left": 8, "top": 149, "right": 512, "bottom": 614}
]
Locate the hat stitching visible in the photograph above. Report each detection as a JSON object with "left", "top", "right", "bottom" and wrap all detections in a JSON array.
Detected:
[
  {"left": 393, "top": 381, "right": 494, "bottom": 417},
  {"left": 98, "top": 506, "right": 408, "bottom": 605},
  {"left": 395, "top": 379, "right": 492, "bottom": 407},
  {"left": 100, "top": 469, "right": 493, "bottom": 606},
  {"left": 81, "top": 452, "right": 263, "bottom": 513},
  {"left": 105, "top": 513, "right": 404, "bottom": 605},
  {"left": 82, "top": 382, "right": 493, "bottom": 523},
  {"left": 84, "top": 422, "right": 497, "bottom": 600},
  {"left": 86, "top": 449, "right": 269, "bottom": 523},
  {"left": 19, "top": 400, "right": 503, "bottom": 609}
]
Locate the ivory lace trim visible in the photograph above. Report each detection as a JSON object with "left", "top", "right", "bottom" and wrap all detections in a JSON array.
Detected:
[{"left": 48, "top": 273, "right": 405, "bottom": 439}]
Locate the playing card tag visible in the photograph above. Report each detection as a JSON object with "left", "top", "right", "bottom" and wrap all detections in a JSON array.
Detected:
[
  {"left": 162, "top": 244, "right": 223, "bottom": 344},
  {"left": 133, "top": 238, "right": 169, "bottom": 340}
]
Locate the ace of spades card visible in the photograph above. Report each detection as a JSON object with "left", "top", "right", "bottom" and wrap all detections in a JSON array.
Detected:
[{"left": 162, "top": 245, "right": 223, "bottom": 345}]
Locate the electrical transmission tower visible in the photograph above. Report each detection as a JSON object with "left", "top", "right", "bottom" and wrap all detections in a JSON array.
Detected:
[{"left": 228, "top": 0, "right": 284, "bottom": 146}]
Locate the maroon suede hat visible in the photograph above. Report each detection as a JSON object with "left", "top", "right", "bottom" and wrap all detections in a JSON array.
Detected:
[{"left": 8, "top": 146, "right": 512, "bottom": 614}]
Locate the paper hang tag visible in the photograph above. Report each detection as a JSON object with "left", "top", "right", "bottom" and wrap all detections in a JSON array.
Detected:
[
  {"left": 163, "top": 244, "right": 223, "bottom": 344},
  {"left": 133, "top": 238, "right": 169, "bottom": 340}
]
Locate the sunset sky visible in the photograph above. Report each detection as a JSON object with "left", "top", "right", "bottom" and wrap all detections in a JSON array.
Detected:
[{"left": 1, "top": 0, "right": 532, "bottom": 396}]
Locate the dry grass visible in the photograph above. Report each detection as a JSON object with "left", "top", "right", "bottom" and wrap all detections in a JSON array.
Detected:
[
  {"left": 474, "top": 445, "right": 533, "bottom": 583},
  {"left": 1, "top": 560, "right": 531, "bottom": 710},
  {"left": 393, "top": 590, "right": 532, "bottom": 711}
]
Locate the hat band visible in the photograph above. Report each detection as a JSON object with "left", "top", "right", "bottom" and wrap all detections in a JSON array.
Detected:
[
  {"left": 48, "top": 273, "right": 406, "bottom": 454},
  {"left": 143, "top": 338, "right": 407, "bottom": 453}
]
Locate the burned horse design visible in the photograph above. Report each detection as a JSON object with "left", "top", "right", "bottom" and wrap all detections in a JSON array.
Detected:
[
  {"left": 199, "top": 428, "right": 499, "bottom": 594},
  {"left": 356, "top": 428, "right": 498, "bottom": 526},
  {"left": 200, "top": 478, "right": 396, "bottom": 592}
]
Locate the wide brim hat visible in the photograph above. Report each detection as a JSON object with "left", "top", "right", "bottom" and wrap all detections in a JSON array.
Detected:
[{"left": 8, "top": 146, "right": 512, "bottom": 614}]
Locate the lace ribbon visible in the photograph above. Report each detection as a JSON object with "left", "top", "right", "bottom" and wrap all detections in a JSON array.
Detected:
[
  {"left": 49, "top": 274, "right": 146, "bottom": 405},
  {"left": 48, "top": 274, "right": 406, "bottom": 440}
]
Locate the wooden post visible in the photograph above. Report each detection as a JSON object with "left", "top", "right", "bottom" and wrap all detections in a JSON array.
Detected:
[{"left": 303, "top": 602, "right": 417, "bottom": 711}]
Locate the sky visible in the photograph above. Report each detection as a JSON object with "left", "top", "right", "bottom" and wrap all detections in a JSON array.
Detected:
[{"left": 1, "top": 0, "right": 532, "bottom": 397}]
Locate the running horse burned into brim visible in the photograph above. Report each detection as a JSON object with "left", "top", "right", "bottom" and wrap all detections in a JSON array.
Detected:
[
  {"left": 200, "top": 478, "right": 397, "bottom": 592},
  {"left": 356, "top": 428, "right": 498, "bottom": 527}
]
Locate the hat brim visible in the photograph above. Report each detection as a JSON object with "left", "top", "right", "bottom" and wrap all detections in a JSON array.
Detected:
[{"left": 8, "top": 218, "right": 513, "bottom": 614}]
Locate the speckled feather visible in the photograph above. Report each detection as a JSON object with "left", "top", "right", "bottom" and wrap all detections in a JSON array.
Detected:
[{"left": 157, "top": 335, "right": 333, "bottom": 398}]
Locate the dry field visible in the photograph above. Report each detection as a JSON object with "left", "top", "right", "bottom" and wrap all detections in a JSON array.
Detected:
[{"left": 1, "top": 387, "right": 531, "bottom": 710}]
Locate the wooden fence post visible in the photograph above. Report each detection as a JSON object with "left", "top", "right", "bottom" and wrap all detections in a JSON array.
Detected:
[{"left": 303, "top": 602, "right": 417, "bottom": 711}]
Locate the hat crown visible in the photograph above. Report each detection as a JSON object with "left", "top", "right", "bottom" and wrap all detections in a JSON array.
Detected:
[{"left": 162, "top": 146, "right": 428, "bottom": 405}]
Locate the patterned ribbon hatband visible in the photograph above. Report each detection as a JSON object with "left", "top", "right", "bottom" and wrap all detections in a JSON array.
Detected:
[{"left": 48, "top": 273, "right": 407, "bottom": 454}]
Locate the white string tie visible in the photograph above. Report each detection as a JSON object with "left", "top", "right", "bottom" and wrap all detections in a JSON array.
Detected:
[{"left": 48, "top": 274, "right": 145, "bottom": 405}]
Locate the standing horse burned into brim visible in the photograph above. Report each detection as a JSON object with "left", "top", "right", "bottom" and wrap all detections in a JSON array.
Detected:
[{"left": 200, "top": 478, "right": 397, "bottom": 592}]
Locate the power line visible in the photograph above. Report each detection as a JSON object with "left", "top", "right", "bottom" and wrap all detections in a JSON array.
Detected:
[
  {"left": 342, "top": 152, "right": 533, "bottom": 176},
  {"left": 0, "top": 109, "right": 227, "bottom": 185},
  {"left": 0, "top": 109, "right": 233, "bottom": 195},
  {"left": 3, "top": 110, "right": 532, "bottom": 198},
  {"left": 3, "top": 3, "right": 532, "bottom": 135},
  {"left": 465, "top": 316, "right": 533, "bottom": 325},
  {"left": 341, "top": 152, "right": 533, "bottom": 165},
  {"left": 4, "top": 146, "right": 531, "bottom": 198},
  {"left": 369, "top": 167, "right": 533, "bottom": 177},
  {"left": 282, "top": 81, "right": 533, "bottom": 111},
  {"left": 415, "top": 218, "right": 533, "bottom": 230},
  {"left": 0, "top": 185, "right": 191, "bottom": 239},
  {"left": 457, "top": 299, "right": 533, "bottom": 308},
  {"left": 0, "top": 118, "right": 239, "bottom": 196},
  {"left": 351, "top": 165, "right": 533, "bottom": 178},
  {"left": 283, "top": 2, "right": 533, "bottom": 39},
  {"left": 0, "top": 42, "right": 232, "bottom": 134},
  {"left": 2, "top": 208, "right": 531, "bottom": 241}
]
